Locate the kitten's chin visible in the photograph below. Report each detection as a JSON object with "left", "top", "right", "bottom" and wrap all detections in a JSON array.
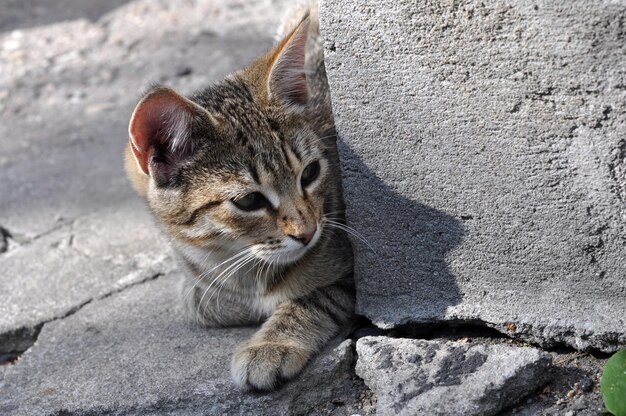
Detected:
[{"left": 269, "top": 248, "right": 310, "bottom": 266}]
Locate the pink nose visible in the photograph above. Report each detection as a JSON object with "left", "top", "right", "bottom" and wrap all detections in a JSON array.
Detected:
[{"left": 288, "top": 226, "right": 317, "bottom": 246}]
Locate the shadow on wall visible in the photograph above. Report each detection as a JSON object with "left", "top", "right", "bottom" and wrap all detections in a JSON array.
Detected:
[
  {"left": 338, "top": 137, "right": 464, "bottom": 323},
  {"left": 0, "top": 0, "right": 133, "bottom": 33}
]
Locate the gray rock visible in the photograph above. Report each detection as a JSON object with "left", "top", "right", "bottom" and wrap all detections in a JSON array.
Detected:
[
  {"left": 355, "top": 336, "right": 552, "bottom": 416},
  {"left": 0, "top": 274, "right": 362, "bottom": 416},
  {"left": 319, "top": 0, "right": 626, "bottom": 352},
  {"left": 0, "top": 227, "right": 8, "bottom": 253},
  {"left": 0, "top": 203, "right": 172, "bottom": 354}
]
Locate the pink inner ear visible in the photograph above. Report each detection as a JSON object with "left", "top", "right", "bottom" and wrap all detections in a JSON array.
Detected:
[
  {"left": 129, "top": 98, "right": 160, "bottom": 175},
  {"left": 269, "top": 18, "right": 310, "bottom": 105},
  {"left": 129, "top": 88, "right": 194, "bottom": 175}
]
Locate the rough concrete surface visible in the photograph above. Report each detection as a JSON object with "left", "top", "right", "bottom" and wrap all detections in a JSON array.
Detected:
[
  {"left": 0, "top": 217, "right": 170, "bottom": 352},
  {"left": 0, "top": 274, "right": 363, "bottom": 415},
  {"left": 355, "top": 336, "right": 552, "bottom": 416},
  {"left": 320, "top": 0, "right": 626, "bottom": 352}
]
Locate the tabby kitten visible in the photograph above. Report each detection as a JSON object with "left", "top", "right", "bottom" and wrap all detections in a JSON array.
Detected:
[{"left": 124, "top": 10, "right": 354, "bottom": 391}]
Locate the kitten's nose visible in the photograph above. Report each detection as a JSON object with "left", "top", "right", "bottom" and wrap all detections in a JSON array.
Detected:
[{"left": 288, "top": 226, "right": 317, "bottom": 246}]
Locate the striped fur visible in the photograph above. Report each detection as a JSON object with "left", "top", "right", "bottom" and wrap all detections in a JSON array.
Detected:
[{"left": 125, "top": 4, "right": 355, "bottom": 391}]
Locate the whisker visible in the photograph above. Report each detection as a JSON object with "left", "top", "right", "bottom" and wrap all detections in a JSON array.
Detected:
[
  {"left": 322, "top": 210, "right": 346, "bottom": 220},
  {"left": 200, "top": 252, "right": 254, "bottom": 318},
  {"left": 197, "top": 246, "right": 251, "bottom": 280},
  {"left": 255, "top": 256, "right": 267, "bottom": 282},
  {"left": 197, "top": 251, "right": 252, "bottom": 319},
  {"left": 182, "top": 247, "right": 250, "bottom": 303},
  {"left": 324, "top": 220, "right": 375, "bottom": 253},
  {"left": 211, "top": 254, "right": 257, "bottom": 311},
  {"left": 258, "top": 253, "right": 274, "bottom": 285},
  {"left": 325, "top": 221, "right": 370, "bottom": 247},
  {"left": 182, "top": 247, "right": 216, "bottom": 304}
]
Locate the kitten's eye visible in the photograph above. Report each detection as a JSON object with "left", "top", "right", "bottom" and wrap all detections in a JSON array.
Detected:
[
  {"left": 232, "top": 192, "right": 269, "bottom": 211},
  {"left": 300, "top": 161, "right": 320, "bottom": 188}
]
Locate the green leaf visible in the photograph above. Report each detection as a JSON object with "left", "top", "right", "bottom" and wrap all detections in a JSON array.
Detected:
[{"left": 601, "top": 349, "right": 626, "bottom": 416}]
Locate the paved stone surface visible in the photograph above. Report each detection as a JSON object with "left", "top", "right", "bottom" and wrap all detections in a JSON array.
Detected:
[
  {"left": 0, "top": 207, "right": 171, "bottom": 353},
  {"left": 355, "top": 336, "right": 552, "bottom": 416},
  {"left": 0, "top": 274, "right": 363, "bottom": 415},
  {"left": 320, "top": 0, "right": 626, "bottom": 352}
]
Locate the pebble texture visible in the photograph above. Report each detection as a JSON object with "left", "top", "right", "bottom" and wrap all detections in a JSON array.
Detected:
[
  {"left": 355, "top": 336, "right": 552, "bottom": 416},
  {"left": 319, "top": 0, "right": 626, "bottom": 352}
]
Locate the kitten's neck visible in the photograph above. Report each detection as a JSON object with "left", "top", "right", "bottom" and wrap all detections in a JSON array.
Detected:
[{"left": 173, "top": 240, "right": 278, "bottom": 295}]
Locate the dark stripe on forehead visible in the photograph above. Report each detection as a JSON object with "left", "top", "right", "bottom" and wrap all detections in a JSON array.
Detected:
[
  {"left": 235, "top": 129, "right": 247, "bottom": 146},
  {"left": 280, "top": 143, "right": 295, "bottom": 172},
  {"left": 267, "top": 117, "right": 281, "bottom": 132},
  {"left": 248, "top": 163, "right": 260, "bottom": 184},
  {"left": 224, "top": 78, "right": 254, "bottom": 101},
  {"left": 290, "top": 142, "right": 303, "bottom": 162}
]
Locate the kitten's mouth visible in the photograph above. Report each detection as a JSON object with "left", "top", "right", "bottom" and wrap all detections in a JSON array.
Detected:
[{"left": 254, "top": 224, "right": 322, "bottom": 266}]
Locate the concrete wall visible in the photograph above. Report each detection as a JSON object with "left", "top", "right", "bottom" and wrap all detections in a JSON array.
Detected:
[{"left": 319, "top": 0, "right": 626, "bottom": 352}]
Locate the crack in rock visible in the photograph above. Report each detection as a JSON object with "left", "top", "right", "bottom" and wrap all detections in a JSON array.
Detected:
[
  {"left": 373, "top": 318, "right": 622, "bottom": 356},
  {"left": 609, "top": 138, "right": 626, "bottom": 207},
  {"left": 363, "top": 320, "right": 610, "bottom": 359},
  {"left": 0, "top": 219, "right": 76, "bottom": 252},
  {"left": 0, "top": 271, "right": 164, "bottom": 359},
  {"left": 0, "top": 226, "right": 10, "bottom": 253}
]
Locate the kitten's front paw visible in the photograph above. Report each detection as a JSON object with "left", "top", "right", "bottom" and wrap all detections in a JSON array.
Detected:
[{"left": 231, "top": 341, "right": 310, "bottom": 391}]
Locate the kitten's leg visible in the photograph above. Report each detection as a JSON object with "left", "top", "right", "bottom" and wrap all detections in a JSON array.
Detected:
[{"left": 231, "top": 280, "right": 354, "bottom": 390}]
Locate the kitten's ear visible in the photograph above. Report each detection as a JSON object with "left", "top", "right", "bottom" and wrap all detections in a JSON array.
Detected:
[
  {"left": 128, "top": 86, "right": 203, "bottom": 183},
  {"left": 267, "top": 15, "right": 310, "bottom": 106}
]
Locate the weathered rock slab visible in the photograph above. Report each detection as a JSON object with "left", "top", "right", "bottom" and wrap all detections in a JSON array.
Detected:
[
  {"left": 320, "top": 0, "right": 626, "bottom": 352},
  {"left": 355, "top": 336, "right": 552, "bottom": 416},
  {"left": 0, "top": 202, "right": 172, "bottom": 353},
  {"left": 0, "top": 273, "right": 363, "bottom": 416}
]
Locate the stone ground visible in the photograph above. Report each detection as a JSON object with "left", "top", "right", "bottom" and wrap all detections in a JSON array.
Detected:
[
  {"left": 0, "top": 1, "right": 614, "bottom": 415},
  {"left": 384, "top": 324, "right": 610, "bottom": 415}
]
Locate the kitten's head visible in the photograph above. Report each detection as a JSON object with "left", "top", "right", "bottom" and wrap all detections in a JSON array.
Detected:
[{"left": 126, "top": 17, "right": 340, "bottom": 265}]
